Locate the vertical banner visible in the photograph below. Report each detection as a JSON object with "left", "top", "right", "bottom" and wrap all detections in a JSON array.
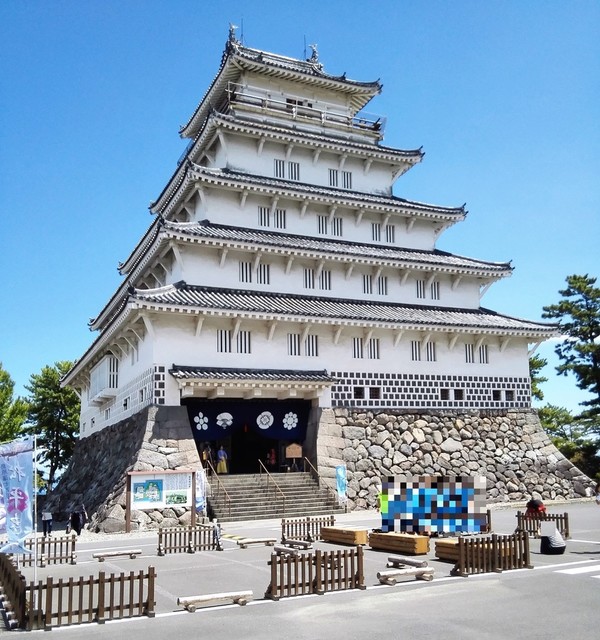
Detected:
[
  {"left": 335, "top": 465, "right": 347, "bottom": 505},
  {"left": 195, "top": 466, "right": 209, "bottom": 515},
  {"left": 0, "top": 437, "right": 34, "bottom": 554}
]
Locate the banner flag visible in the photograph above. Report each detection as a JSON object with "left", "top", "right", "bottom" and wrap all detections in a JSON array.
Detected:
[
  {"left": 195, "top": 466, "right": 210, "bottom": 515},
  {"left": 335, "top": 465, "right": 347, "bottom": 505},
  {"left": 0, "top": 437, "right": 34, "bottom": 554}
]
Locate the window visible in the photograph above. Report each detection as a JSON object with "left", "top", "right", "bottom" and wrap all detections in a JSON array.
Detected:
[
  {"left": 104, "top": 407, "right": 111, "bottom": 420},
  {"left": 288, "top": 333, "right": 301, "bottom": 356},
  {"left": 369, "top": 387, "right": 381, "bottom": 400},
  {"left": 367, "top": 338, "right": 380, "bottom": 359},
  {"left": 465, "top": 343, "right": 475, "bottom": 364},
  {"left": 430, "top": 281, "right": 440, "bottom": 300},
  {"left": 440, "top": 389, "right": 450, "bottom": 400},
  {"left": 352, "top": 337, "right": 364, "bottom": 359},
  {"left": 479, "top": 344, "right": 489, "bottom": 364},
  {"left": 288, "top": 161, "right": 300, "bottom": 181},
  {"left": 123, "top": 397, "right": 129, "bottom": 411},
  {"left": 426, "top": 342, "right": 436, "bottom": 362},
  {"left": 328, "top": 168, "right": 339, "bottom": 187},
  {"left": 274, "top": 159, "right": 285, "bottom": 178},
  {"left": 319, "top": 270, "right": 331, "bottom": 290},
  {"left": 342, "top": 170, "right": 352, "bottom": 189},
  {"left": 258, "top": 206, "right": 270, "bottom": 227},
  {"left": 237, "top": 330, "right": 251, "bottom": 354},
  {"left": 454, "top": 389, "right": 464, "bottom": 401},
  {"left": 139, "top": 388, "right": 145, "bottom": 403},
  {"left": 217, "top": 329, "right": 232, "bottom": 353},
  {"left": 257, "top": 263, "right": 270, "bottom": 285},
  {"left": 492, "top": 390, "right": 501, "bottom": 401},
  {"left": 318, "top": 215, "right": 328, "bottom": 235},
  {"left": 354, "top": 386, "right": 365, "bottom": 399},
  {"left": 331, "top": 217, "right": 343, "bottom": 237},
  {"left": 305, "top": 334, "right": 319, "bottom": 357},
  {"left": 274, "top": 208, "right": 286, "bottom": 229},
  {"left": 90, "top": 417, "right": 95, "bottom": 429},
  {"left": 239, "top": 261, "right": 252, "bottom": 283},
  {"left": 303, "top": 268, "right": 315, "bottom": 289},
  {"left": 416, "top": 279, "right": 426, "bottom": 299},
  {"left": 362, "top": 274, "right": 373, "bottom": 294},
  {"left": 377, "top": 276, "right": 388, "bottom": 296},
  {"left": 505, "top": 390, "right": 515, "bottom": 401},
  {"left": 372, "top": 223, "right": 381, "bottom": 241},
  {"left": 385, "top": 224, "right": 395, "bottom": 243},
  {"left": 411, "top": 340, "right": 421, "bottom": 361}
]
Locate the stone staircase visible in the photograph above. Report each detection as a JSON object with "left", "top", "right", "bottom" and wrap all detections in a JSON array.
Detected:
[{"left": 207, "top": 472, "right": 346, "bottom": 522}]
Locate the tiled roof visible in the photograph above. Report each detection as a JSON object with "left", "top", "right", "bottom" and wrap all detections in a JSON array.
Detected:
[
  {"left": 170, "top": 365, "right": 334, "bottom": 383},
  {"left": 132, "top": 282, "right": 555, "bottom": 336},
  {"left": 183, "top": 166, "right": 464, "bottom": 217},
  {"left": 161, "top": 220, "right": 511, "bottom": 275}
]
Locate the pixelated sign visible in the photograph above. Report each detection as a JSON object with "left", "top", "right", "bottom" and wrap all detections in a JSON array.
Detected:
[{"left": 380, "top": 475, "right": 487, "bottom": 534}]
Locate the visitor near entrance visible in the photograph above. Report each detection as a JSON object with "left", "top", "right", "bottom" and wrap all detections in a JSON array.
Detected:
[
  {"left": 41, "top": 510, "right": 53, "bottom": 536},
  {"left": 216, "top": 446, "right": 228, "bottom": 474}
]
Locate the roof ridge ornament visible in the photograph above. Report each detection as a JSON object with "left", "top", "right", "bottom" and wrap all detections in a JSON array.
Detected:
[
  {"left": 308, "top": 43, "right": 323, "bottom": 71},
  {"left": 227, "top": 23, "right": 240, "bottom": 48}
]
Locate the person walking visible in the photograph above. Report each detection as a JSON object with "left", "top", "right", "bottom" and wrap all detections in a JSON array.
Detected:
[
  {"left": 216, "top": 446, "right": 228, "bottom": 474},
  {"left": 69, "top": 504, "right": 88, "bottom": 536},
  {"left": 41, "top": 510, "right": 53, "bottom": 536}
]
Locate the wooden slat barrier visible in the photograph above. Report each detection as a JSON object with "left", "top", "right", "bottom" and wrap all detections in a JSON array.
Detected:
[
  {"left": 157, "top": 524, "right": 217, "bottom": 555},
  {"left": 515, "top": 511, "right": 570, "bottom": 539},
  {"left": 453, "top": 531, "right": 532, "bottom": 577},
  {"left": 265, "top": 546, "right": 365, "bottom": 601},
  {"left": 0, "top": 553, "right": 27, "bottom": 629},
  {"left": 25, "top": 566, "right": 157, "bottom": 630},
  {"left": 281, "top": 515, "right": 336, "bottom": 543},
  {"left": 18, "top": 535, "right": 77, "bottom": 567}
]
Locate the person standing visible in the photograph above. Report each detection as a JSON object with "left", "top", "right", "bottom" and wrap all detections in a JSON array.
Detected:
[
  {"left": 70, "top": 504, "right": 88, "bottom": 536},
  {"left": 41, "top": 510, "right": 53, "bottom": 536},
  {"left": 216, "top": 446, "right": 228, "bottom": 474}
]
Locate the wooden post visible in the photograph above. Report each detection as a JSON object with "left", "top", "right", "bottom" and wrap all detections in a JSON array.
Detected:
[
  {"left": 191, "top": 471, "right": 196, "bottom": 528},
  {"left": 146, "top": 566, "right": 156, "bottom": 618},
  {"left": 125, "top": 474, "right": 132, "bottom": 534},
  {"left": 97, "top": 571, "right": 106, "bottom": 624}
]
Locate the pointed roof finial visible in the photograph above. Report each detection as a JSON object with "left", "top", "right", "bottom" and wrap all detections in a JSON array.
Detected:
[
  {"left": 308, "top": 43, "right": 319, "bottom": 63},
  {"left": 228, "top": 23, "right": 239, "bottom": 45}
]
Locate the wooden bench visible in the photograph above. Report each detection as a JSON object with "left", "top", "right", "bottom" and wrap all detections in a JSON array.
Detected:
[
  {"left": 321, "top": 527, "right": 368, "bottom": 546},
  {"left": 273, "top": 545, "right": 300, "bottom": 557},
  {"left": 281, "top": 538, "right": 313, "bottom": 550},
  {"left": 386, "top": 555, "right": 429, "bottom": 569},
  {"left": 177, "top": 590, "right": 253, "bottom": 611},
  {"left": 369, "top": 532, "right": 430, "bottom": 555},
  {"left": 236, "top": 538, "right": 276, "bottom": 549},
  {"left": 377, "top": 567, "right": 435, "bottom": 584},
  {"left": 92, "top": 549, "right": 143, "bottom": 562},
  {"left": 434, "top": 538, "right": 460, "bottom": 562}
]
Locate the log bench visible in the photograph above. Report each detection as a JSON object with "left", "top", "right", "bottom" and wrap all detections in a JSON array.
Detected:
[
  {"left": 369, "top": 532, "right": 430, "bottom": 555},
  {"left": 377, "top": 567, "right": 435, "bottom": 584},
  {"left": 321, "top": 527, "right": 368, "bottom": 546},
  {"left": 273, "top": 545, "right": 300, "bottom": 557},
  {"left": 236, "top": 538, "right": 277, "bottom": 549},
  {"left": 386, "top": 555, "right": 429, "bottom": 569},
  {"left": 92, "top": 549, "right": 143, "bottom": 562},
  {"left": 177, "top": 590, "right": 253, "bottom": 612},
  {"left": 281, "top": 538, "right": 313, "bottom": 550}
]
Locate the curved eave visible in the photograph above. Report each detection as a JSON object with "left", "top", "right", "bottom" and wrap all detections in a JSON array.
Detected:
[
  {"left": 180, "top": 43, "right": 381, "bottom": 140},
  {"left": 130, "top": 284, "right": 558, "bottom": 340},
  {"left": 151, "top": 165, "right": 465, "bottom": 222}
]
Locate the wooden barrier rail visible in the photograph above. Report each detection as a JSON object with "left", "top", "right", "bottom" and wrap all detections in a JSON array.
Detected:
[
  {"left": 265, "top": 546, "right": 365, "bottom": 601},
  {"left": 515, "top": 511, "right": 570, "bottom": 539},
  {"left": 453, "top": 531, "right": 532, "bottom": 577},
  {"left": 0, "top": 553, "right": 27, "bottom": 630},
  {"left": 26, "top": 567, "right": 157, "bottom": 630},
  {"left": 281, "top": 515, "right": 336, "bottom": 543},
  {"left": 157, "top": 524, "right": 218, "bottom": 555},
  {"left": 18, "top": 534, "right": 77, "bottom": 567}
]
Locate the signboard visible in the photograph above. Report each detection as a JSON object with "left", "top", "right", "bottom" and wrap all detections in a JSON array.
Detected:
[
  {"left": 285, "top": 443, "right": 302, "bottom": 459},
  {"left": 130, "top": 472, "right": 193, "bottom": 510}
]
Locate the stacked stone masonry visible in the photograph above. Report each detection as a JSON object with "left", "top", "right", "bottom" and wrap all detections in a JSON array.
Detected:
[{"left": 316, "top": 408, "right": 591, "bottom": 510}]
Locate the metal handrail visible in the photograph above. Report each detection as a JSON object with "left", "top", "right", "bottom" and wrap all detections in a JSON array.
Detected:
[
  {"left": 303, "top": 456, "right": 347, "bottom": 512},
  {"left": 206, "top": 460, "right": 231, "bottom": 519},
  {"left": 258, "top": 459, "right": 286, "bottom": 515}
]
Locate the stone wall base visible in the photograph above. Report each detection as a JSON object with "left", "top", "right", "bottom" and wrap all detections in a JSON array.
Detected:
[
  {"left": 46, "top": 405, "right": 200, "bottom": 533},
  {"left": 316, "top": 408, "right": 592, "bottom": 510}
]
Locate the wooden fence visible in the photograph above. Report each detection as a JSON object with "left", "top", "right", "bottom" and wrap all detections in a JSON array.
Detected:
[
  {"left": 157, "top": 524, "right": 218, "bottom": 555},
  {"left": 18, "top": 534, "right": 77, "bottom": 567},
  {"left": 281, "top": 515, "right": 336, "bottom": 543},
  {"left": 265, "top": 546, "right": 365, "bottom": 600},
  {"left": 515, "top": 511, "right": 570, "bottom": 539},
  {"left": 25, "top": 567, "right": 157, "bottom": 630},
  {"left": 0, "top": 553, "right": 27, "bottom": 629},
  {"left": 454, "top": 531, "right": 531, "bottom": 577}
]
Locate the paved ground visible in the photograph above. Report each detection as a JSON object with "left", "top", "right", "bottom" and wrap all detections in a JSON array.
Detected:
[{"left": 4, "top": 500, "right": 600, "bottom": 638}]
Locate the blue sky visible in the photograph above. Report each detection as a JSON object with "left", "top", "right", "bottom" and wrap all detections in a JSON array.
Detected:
[{"left": 1, "top": 1, "right": 598, "bottom": 413}]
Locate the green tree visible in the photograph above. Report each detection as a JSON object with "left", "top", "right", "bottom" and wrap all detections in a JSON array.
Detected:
[
  {"left": 542, "top": 274, "right": 600, "bottom": 419},
  {"left": 0, "top": 362, "right": 28, "bottom": 442},
  {"left": 538, "top": 404, "right": 600, "bottom": 481},
  {"left": 529, "top": 354, "right": 548, "bottom": 402},
  {"left": 24, "top": 361, "right": 80, "bottom": 488}
]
